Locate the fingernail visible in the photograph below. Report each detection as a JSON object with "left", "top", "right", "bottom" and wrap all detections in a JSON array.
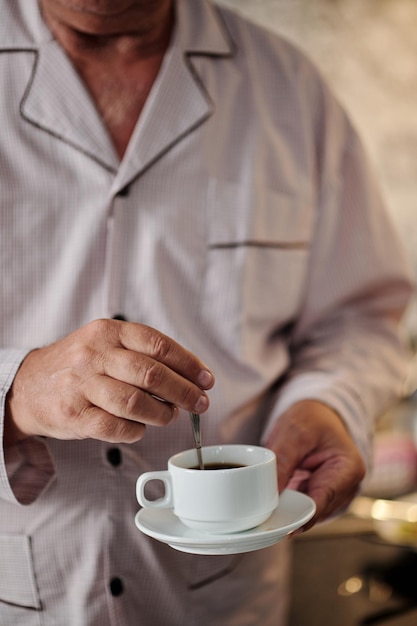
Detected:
[
  {"left": 194, "top": 394, "right": 209, "bottom": 413},
  {"left": 198, "top": 369, "right": 214, "bottom": 388}
]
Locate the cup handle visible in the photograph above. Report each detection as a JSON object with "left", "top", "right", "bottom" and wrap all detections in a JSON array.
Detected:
[{"left": 136, "top": 471, "right": 173, "bottom": 509}]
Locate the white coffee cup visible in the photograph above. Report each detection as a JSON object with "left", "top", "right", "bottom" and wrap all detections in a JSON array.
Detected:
[{"left": 136, "top": 444, "right": 279, "bottom": 534}]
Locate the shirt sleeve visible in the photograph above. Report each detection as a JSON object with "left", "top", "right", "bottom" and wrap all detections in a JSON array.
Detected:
[
  {"left": 262, "top": 106, "right": 414, "bottom": 467},
  {"left": 0, "top": 349, "right": 55, "bottom": 505}
]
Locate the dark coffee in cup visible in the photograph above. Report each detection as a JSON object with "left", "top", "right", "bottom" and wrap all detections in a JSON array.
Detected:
[{"left": 190, "top": 462, "right": 246, "bottom": 470}]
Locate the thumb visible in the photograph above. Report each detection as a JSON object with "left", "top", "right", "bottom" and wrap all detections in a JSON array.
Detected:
[{"left": 265, "top": 410, "right": 313, "bottom": 493}]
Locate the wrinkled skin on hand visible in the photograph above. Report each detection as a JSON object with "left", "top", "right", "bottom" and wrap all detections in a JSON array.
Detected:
[
  {"left": 5, "top": 319, "right": 214, "bottom": 446},
  {"left": 265, "top": 400, "right": 366, "bottom": 530}
]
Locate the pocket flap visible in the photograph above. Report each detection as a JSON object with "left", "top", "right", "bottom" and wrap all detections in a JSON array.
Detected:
[
  {"left": 0, "top": 535, "right": 41, "bottom": 609},
  {"left": 208, "top": 179, "right": 315, "bottom": 246}
]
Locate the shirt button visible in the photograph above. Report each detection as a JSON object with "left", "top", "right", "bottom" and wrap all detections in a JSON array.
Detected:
[
  {"left": 107, "top": 447, "right": 122, "bottom": 467},
  {"left": 112, "top": 314, "right": 127, "bottom": 321},
  {"left": 109, "top": 577, "right": 124, "bottom": 597}
]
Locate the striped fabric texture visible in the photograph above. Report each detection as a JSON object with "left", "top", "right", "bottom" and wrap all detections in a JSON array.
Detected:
[{"left": 0, "top": 0, "right": 413, "bottom": 624}]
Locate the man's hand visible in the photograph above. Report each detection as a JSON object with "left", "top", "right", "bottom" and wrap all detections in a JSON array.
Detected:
[
  {"left": 5, "top": 319, "right": 214, "bottom": 446},
  {"left": 265, "top": 400, "right": 366, "bottom": 529}
]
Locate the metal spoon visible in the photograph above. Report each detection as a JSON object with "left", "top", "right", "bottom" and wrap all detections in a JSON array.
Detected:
[{"left": 189, "top": 412, "right": 204, "bottom": 470}]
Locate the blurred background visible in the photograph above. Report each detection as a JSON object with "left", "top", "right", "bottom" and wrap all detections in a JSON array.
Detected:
[
  {"left": 220, "top": 0, "right": 417, "bottom": 338},
  {"left": 218, "top": 2, "right": 417, "bottom": 624}
]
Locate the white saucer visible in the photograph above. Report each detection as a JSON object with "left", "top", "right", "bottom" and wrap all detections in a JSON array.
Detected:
[{"left": 135, "top": 489, "right": 316, "bottom": 555}]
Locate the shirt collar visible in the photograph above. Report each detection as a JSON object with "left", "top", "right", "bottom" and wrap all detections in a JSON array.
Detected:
[
  {"left": 0, "top": 0, "right": 234, "bottom": 176},
  {"left": 177, "top": 0, "right": 234, "bottom": 57}
]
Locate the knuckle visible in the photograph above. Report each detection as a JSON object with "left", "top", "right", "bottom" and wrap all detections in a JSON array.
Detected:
[
  {"left": 323, "top": 486, "right": 337, "bottom": 508},
  {"left": 59, "top": 394, "right": 81, "bottom": 423},
  {"left": 152, "top": 401, "right": 177, "bottom": 427},
  {"left": 81, "top": 409, "right": 127, "bottom": 443},
  {"left": 94, "top": 419, "right": 118, "bottom": 442},
  {"left": 178, "top": 384, "right": 196, "bottom": 409},
  {"left": 85, "top": 318, "right": 110, "bottom": 338},
  {"left": 74, "top": 405, "right": 106, "bottom": 439},
  {"left": 84, "top": 318, "right": 119, "bottom": 345},
  {"left": 142, "top": 361, "right": 163, "bottom": 390},
  {"left": 150, "top": 332, "right": 171, "bottom": 361},
  {"left": 125, "top": 387, "right": 145, "bottom": 417},
  {"left": 70, "top": 343, "right": 96, "bottom": 369},
  {"left": 115, "top": 420, "right": 146, "bottom": 443}
]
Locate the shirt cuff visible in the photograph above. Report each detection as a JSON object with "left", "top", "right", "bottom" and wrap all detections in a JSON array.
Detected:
[{"left": 0, "top": 349, "right": 56, "bottom": 504}]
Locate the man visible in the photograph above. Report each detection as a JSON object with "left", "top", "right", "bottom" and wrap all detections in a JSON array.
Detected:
[{"left": 0, "top": 0, "right": 413, "bottom": 624}]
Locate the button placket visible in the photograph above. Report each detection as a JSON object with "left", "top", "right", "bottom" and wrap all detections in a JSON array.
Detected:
[{"left": 105, "top": 191, "right": 129, "bottom": 327}]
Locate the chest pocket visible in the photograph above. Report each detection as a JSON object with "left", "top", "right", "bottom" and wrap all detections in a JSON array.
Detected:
[
  {"left": 0, "top": 534, "right": 42, "bottom": 624},
  {"left": 202, "top": 180, "right": 315, "bottom": 358}
]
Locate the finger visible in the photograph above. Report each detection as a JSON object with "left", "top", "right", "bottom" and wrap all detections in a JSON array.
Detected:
[
  {"left": 304, "top": 454, "right": 364, "bottom": 523},
  {"left": 117, "top": 323, "right": 215, "bottom": 389},
  {"left": 266, "top": 401, "right": 366, "bottom": 525},
  {"left": 103, "top": 347, "right": 210, "bottom": 414},
  {"left": 77, "top": 405, "right": 148, "bottom": 443},
  {"left": 288, "top": 447, "right": 365, "bottom": 534},
  {"left": 287, "top": 469, "right": 311, "bottom": 492},
  {"left": 82, "top": 374, "right": 179, "bottom": 427},
  {"left": 290, "top": 473, "right": 358, "bottom": 535},
  {"left": 267, "top": 423, "right": 310, "bottom": 493}
]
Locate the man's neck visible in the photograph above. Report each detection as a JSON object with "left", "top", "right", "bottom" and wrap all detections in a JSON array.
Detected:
[
  {"left": 38, "top": 1, "right": 175, "bottom": 158},
  {"left": 39, "top": 0, "right": 174, "bottom": 61}
]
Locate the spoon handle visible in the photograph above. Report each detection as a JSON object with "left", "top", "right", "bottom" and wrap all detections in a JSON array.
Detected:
[{"left": 189, "top": 412, "right": 204, "bottom": 470}]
